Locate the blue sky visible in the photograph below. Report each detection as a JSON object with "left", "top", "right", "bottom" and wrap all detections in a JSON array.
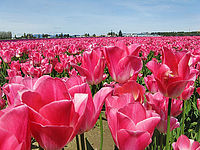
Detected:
[{"left": 0, "top": 0, "right": 200, "bottom": 36}]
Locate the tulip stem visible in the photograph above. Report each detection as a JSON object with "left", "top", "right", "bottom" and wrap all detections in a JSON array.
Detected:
[
  {"left": 80, "top": 133, "right": 85, "bottom": 150},
  {"left": 100, "top": 112, "right": 103, "bottom": 150},
  {"left": 181, "top": 100, "right": 186, "bottom": 135},
  {"left": 160, "top": 133, "right": 163, "bottom": 150},
  {"left": 166, "top": 98, "right": 172, "bottom": 150},
  {"left": 76, "top": 135, "right": 80, "bottom": 150},
  {"left": 153, "top": 135, "right": 156, "bottom": 150}
]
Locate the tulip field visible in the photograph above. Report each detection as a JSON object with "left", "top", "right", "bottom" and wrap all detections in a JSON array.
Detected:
[{"left": 0, "top": 36, "right": 200, "bottom": 150}]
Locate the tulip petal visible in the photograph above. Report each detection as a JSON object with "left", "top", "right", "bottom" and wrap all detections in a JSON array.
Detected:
[
  {"left": 103, "top": 46, "right": 126, "bottom": 80},
  {"left": 31, "top": 122, "right": 73, "bottom": 150},
  {"left": 162, "top": 47, "right": 178, "bottom": 75},
  {"left": 71, "top": 63, "right": 92, "bottom": 80},
  {"left": 176, "top": 135, "right": 191, "bottom": 149},
  {"left": 93, "top": 57, "right": 106, "bottom": 84},
  {"left": 105, "top": 94, "right": 134, "bottom": 109},
  {"left": 35, "top": 78, "right": 70, "bottom": 105},
  {"left": 136, "top": 117, "right": 161, "bottom": 136},
  {"left": 39, "top": 100, "right": 77, "bottom": 126},
  {"left": 128, "top": 44, "right": 141, "bottom": 56},
  {"left": 3, "top": 83, "right": 25, "bottom": 105},
  {"left": 115, "top": 80, "right": 145, "bottom": 102},
  {"left": 116, "top": 55, "right": 142, "bottom": 83},
  {"left": 106, "top": 107, "right": 118, "bottom": 146},
  {"left": 167, "top": 80, "right": 188, "bottom": 98},
  {"left": 178, "top": 52, "right": 191, "bottom": 79},
  {"left": 0, "top": 105, "right": 30, "bottom": 150},
  {"left": 0, "top": 128, "right": 22, "bottom": 150},
  {"left": 117, "top": 129, "right": 151, "bottom": 150},
  {"left": 119, "top": 103, "right": 146, "bottom": 124},
  {"left": 21, "top": 91, "right": 44, "bottom": 111},
  {"left": 93, "top": 87, "right": 113, "bottom": 114},
  {"left": 117, "top": 112, "right": 136, "bottom": 131}
]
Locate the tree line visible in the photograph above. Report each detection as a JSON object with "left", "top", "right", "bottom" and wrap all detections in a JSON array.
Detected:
[
  {"left": 0, "top": 31, "right": 12, "bottom": 39},
  {"left": 151, "top": 31, "right": 200, "bottom": 36}
]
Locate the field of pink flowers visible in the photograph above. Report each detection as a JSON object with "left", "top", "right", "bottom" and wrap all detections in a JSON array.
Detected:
[{"left": 0, "top": 36, "right": 200, "bottom": 150}]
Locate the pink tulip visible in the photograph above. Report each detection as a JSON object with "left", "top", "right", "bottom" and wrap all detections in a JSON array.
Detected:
[
  {"left": 0, "top": 87, "right": 5, "bottom": 109},
  {"left": 178, "top": 81, "right": 195, "bottom": 100},
  {"left": 54, "top": 62, "right": 64, "bottom": 73},
  {"left": 145, "top": 92, "right": 182, "bottom": 117},
  {"left": 115, "top": 42, "right": 141, "bottom": 56},
  {"left": 114, "top": 80, "right": 145, "bottom": 103},
  {"left": 63, "top": 75, "right": 113, "bottom": 134},
  {"left": 106, "top": 96, "right": 160, "bottom": 150},
  {"left": 172, "top": 135, "right": 200, "bottom": 150},
  {"left": 144, "top": 74, "right": 158, "bottom": 93},
  {"left": 156, "top": 111, "right": 180, "bottom": 133},
  {"left": 145, "top": 92, "right": 181, "bottom": 133},
  {"left": 9, "top": 60, "right": 21, "bottom": 71},
  {"left": 197, "top": 99, "right": 200, "bottom": 110},
  {"left": 3, "top": 76, "right": 49, "bottom": 105},
  {"left": 197, "top": 87, "right": 200, "bottom": 95},
  {"left": 146, "top": 47, "right": 195, "bottom": 98},
  {"left": 20, "top": 76, "right": 87, "bottom": 149},
  {"left": 71, "top": 49, "right": 106, "bottom": 85},
  {"left": 0, "top": 98, "right": 5, "bottom": 110},
  {"left": 103, "top": 42, "right": 142, "bottom": 83},
  {"left": 0, "top": 105, "right": 31, "bottom": 150}
]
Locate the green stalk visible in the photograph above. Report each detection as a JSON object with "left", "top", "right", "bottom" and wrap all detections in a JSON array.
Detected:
[
  {"left": 154, "top": 135, "right": 157, "bottom": 150},
  {"left": 76, "top": 135, "right": 80, "bottom": 150},
  {"left": 166, "top": 98, "right": 172, "bottom": 150},
  {"left": 80, "top": 133, "right": 85, "bottom": 150},
  {"left": 99, "top": 112, "right": 103, "bottom": 150},
  {"left": 181, "top": 100, "right": 186, "bottom": 135},
  {"left": 160, "top": 133, "right": 163, "bottom": 150}
]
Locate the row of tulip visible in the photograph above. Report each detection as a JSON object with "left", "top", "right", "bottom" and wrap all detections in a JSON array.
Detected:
[{"left": 0, "top": 36, "right": 200, "bottom": 150}]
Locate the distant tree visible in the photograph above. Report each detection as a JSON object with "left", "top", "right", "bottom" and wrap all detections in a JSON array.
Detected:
[
  {"left": 64, "top": 34, "right": 70, "bottom": 38},
  {"left": 119, "top": 30, "right": 123, "bottom": 37},
  {"left": 0, "top": 31, "right": 12, "bottom": 39},
  {"left": 56, "top": 34, "right": 58, "bottom": 38},
  {"left": 42, "top": 34, "right": 45, "bottom": 38},
  {"left": 60, "top": 33, "right": 63, "bottom": 38},
  {"left": 92, "top": 34, "right": 96, "bottom": 37},
  {"left": 107, "top": 31, "right": 116, "bottom": 37},
  {"left": 84, "top": 33, "right": 90, "bottom": 37},
  {"left": 23, "top": 33, "right": 27, "bottom": 39}
]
